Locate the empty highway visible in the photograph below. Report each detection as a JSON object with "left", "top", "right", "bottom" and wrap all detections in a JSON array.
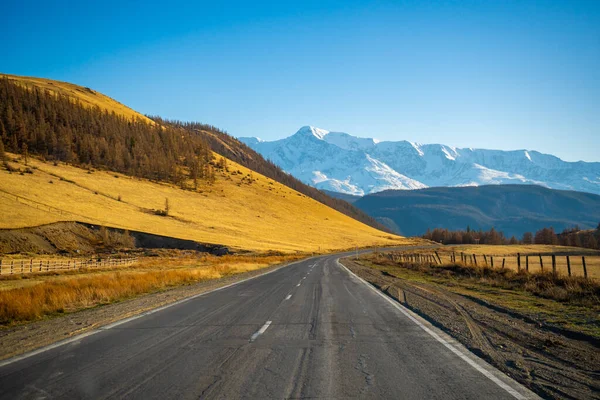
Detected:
[{"left": 0, "top": 251, "right": 537, "bottom": 399}]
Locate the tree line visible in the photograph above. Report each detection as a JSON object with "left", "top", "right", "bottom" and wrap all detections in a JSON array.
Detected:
[
  {"left": 0, "top": 78, "right": 215, "bottom": 185},
  {"left": 423, "top": 224, "right": 600, "bottom": 250}
]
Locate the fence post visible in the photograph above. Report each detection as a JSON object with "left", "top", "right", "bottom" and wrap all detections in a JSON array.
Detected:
[
  {"left": 566, "top": 256, "right": 571, "bottom": 277},
  {"left": 552, "top": 255, "right": 556, "bottom": 275},
  {"left": 435, "top": 251, "right": 442, "bottom": 264},
  {"left": 483, "top": 255, "right": 488, "bottom": 267},
  {"left": 473, "top": 254, "right": 477, "bottom": 267},
  {"left": 502, "top": 258, "right": 505, "bottom": 269},
  {"left": 39, "top": 260, "right": 42, "bottom": 271},
  {"left": 30, "top": 259, "right": 33, "bottom": 273},
  {"left": 11, "top": 261, "right": 14, "bottom": 275},
  {"left": 517, "top": 253, "right": 521, "bottom": 272},
  {"left": 526, "top": 255, "right": 529, "bottom": 273},
  {"left": 491, "top": 256, "right": 494, "bottom": 268},
  {"left": 539, "top": 254, "right": 544, "bottom": 272},
  {"left": 582, "top": 256, "right": 587, "bottom": 279}
]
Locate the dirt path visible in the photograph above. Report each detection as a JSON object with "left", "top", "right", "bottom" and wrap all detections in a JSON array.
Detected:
[
  {"left": 0, "top": 260, "right": 299, "bottom": 361},
  {"left": 342, "top": 258, "right": 600, "bottom": 400}
]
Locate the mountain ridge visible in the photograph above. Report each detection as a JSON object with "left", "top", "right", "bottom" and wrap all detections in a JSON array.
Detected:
[
  {"left": 352, "top": 184, "right": 600, "bottom": 238},
  {"left": 239, "top": 126, "right": 600, "bottom": 196}
]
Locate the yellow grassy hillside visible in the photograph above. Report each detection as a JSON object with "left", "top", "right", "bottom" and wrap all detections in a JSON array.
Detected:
[
  {"left": 0, "top": 153, "right": 407, "bottom": 252},
  {"left": 0, "top": 74, "right": 153, "bottom": 124}
]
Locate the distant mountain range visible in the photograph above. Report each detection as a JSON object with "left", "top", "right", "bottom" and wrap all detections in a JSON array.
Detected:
[
  {"left": 239, "top": 126, "right": 600, "bottom": 196},
  {"left": 346, "top": 185, "right": 600, "bottom": 237}
]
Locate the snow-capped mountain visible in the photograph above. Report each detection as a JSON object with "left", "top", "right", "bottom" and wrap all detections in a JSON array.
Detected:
[{"left": 239, "top": 126, "right": 600, "bottom": 196}]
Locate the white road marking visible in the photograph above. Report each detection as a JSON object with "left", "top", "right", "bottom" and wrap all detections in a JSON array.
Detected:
[
  {"left": 285, "top": 294, "right": 292, "bottom": 300},
  {"left": 337, "top": 260, "right": 536, "bottom": 400},
  {"left": 250, "top": 321, "right": 272, "bottom": 342},
  {"left": 296, "top": 283, "right": 301, "bottom": 287},
  {"left": 302, "top": 277, "right": 306, "bottom": 280}
]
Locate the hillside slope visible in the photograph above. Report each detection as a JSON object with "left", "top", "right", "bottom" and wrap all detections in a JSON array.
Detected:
[
  {"left": 0, "top": 152, "right": 405, "bottom": 252},
  {"left": 0, "top": 73, "right": 154, "bottom": 124},
  {"left": 0, "top": 74, "right": 386, "bottom": 232},
  {"left": 353, "top": 185, "right": 600, "bottom": 237}
]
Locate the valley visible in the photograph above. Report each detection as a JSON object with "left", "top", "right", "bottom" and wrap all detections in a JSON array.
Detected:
[{"left": 2, "top": 2, "right": 598, "bottom": 399}]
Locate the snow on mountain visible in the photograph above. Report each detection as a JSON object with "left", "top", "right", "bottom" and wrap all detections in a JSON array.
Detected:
[{"left": 238, "top": 126, "right": 600, "bottom": 196}]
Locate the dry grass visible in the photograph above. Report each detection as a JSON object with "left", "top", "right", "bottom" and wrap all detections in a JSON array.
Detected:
[
  {"left": 410, "top": 245, "right": 600, "bottom": 279},
  {"left": 0, "top": 253, "right": 302, "bottom": 324},
  {"left": 0, "top": 74, "right": 408, "bottom": 253},
  {"left": 0, "top": 74, "right": 154, "bottom": 124},
  {"left": 367, "top": 253, "right": 600, "bottom": 306},
  {"left": 0, "top": 153, "right": 408, "bottom": 252}
]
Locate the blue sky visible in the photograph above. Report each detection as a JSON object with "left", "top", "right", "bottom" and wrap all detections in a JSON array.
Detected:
[{"left": 2, "top": 0, "right": 599, "bottom": 161}]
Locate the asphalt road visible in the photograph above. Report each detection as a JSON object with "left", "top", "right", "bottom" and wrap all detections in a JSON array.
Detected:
[{"left": 0, "top": 251, "right": 537, "bottom": 399}]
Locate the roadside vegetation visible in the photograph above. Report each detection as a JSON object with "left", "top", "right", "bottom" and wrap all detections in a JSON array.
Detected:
[
  {"left": 0, "top": 253, "right": 303, "bottom": 325},
  {"left": 371, "top": 251, "right": 599, "bottom": 306}
]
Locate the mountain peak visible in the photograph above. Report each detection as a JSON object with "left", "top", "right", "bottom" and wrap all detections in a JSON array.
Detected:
[
  {"left": 242, "top": 127, "right": 600, "bottom": 196},
  {"left": 295, "top": 125, "right": 330, "bottom": 140}
]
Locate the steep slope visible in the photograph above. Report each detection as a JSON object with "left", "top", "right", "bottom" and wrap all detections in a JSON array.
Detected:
[
  {"left": 240, "top": 126, "right": 600, "bottom": 196},
  {"left": 0, "top": 74, "right": 388, "bottom": 232},
  {"left": 0, "top": 152, "right": 405, "bottom": 252},
  {"left": 353, "top": 185, "right": 600, "bottom": 237},
  {"left": 0, "top": 73, "right": 153, "bottom": 124}
]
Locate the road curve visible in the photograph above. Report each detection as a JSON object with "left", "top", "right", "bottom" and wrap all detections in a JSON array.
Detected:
[{"left": 0, "top": 251, "right": 538, "bottom": 399}]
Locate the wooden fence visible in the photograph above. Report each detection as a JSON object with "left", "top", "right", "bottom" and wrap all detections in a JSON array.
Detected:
[
  {"left": 0, "top": 257, "right": 138, "bottom": 276},
  {"left": 384, "top": 251, "right": 594, "bottom": 279}
]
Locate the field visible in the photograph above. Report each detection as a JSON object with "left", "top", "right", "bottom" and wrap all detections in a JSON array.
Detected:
[
  {"left": 0, "top": 152, "right": 409, "bottom": 252},
  {"left": 0, "top": 253, "right": 303, "bottom": 324},
  {"left": 406, "top": 244, "right": 600, "bottom": 279}
]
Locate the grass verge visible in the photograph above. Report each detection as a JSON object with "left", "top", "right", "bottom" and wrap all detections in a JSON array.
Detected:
[
  {"left": 362, "top": 252, "right": 600, "bottom": 338},
  {"left": 0, "top": 253, "right": 303, "bottom": 325}
]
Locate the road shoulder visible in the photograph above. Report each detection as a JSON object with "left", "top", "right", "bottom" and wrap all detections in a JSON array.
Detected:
[
  {"left": 340, "top": 256, "right": 599, "bottom": 400},
  {"left": 0, "top": 258, "right": 306, "bottom": 363}
]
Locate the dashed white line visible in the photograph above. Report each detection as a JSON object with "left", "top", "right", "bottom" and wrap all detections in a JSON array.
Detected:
[
  {"left": 285, "top": 294, "right": 292, "bottom": 300},
  {"left": 250, "top": 321, "right": 272, "bottom": 342},
  {"left": 297, "top": 283, "right": 301, "bottom": 287}
]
